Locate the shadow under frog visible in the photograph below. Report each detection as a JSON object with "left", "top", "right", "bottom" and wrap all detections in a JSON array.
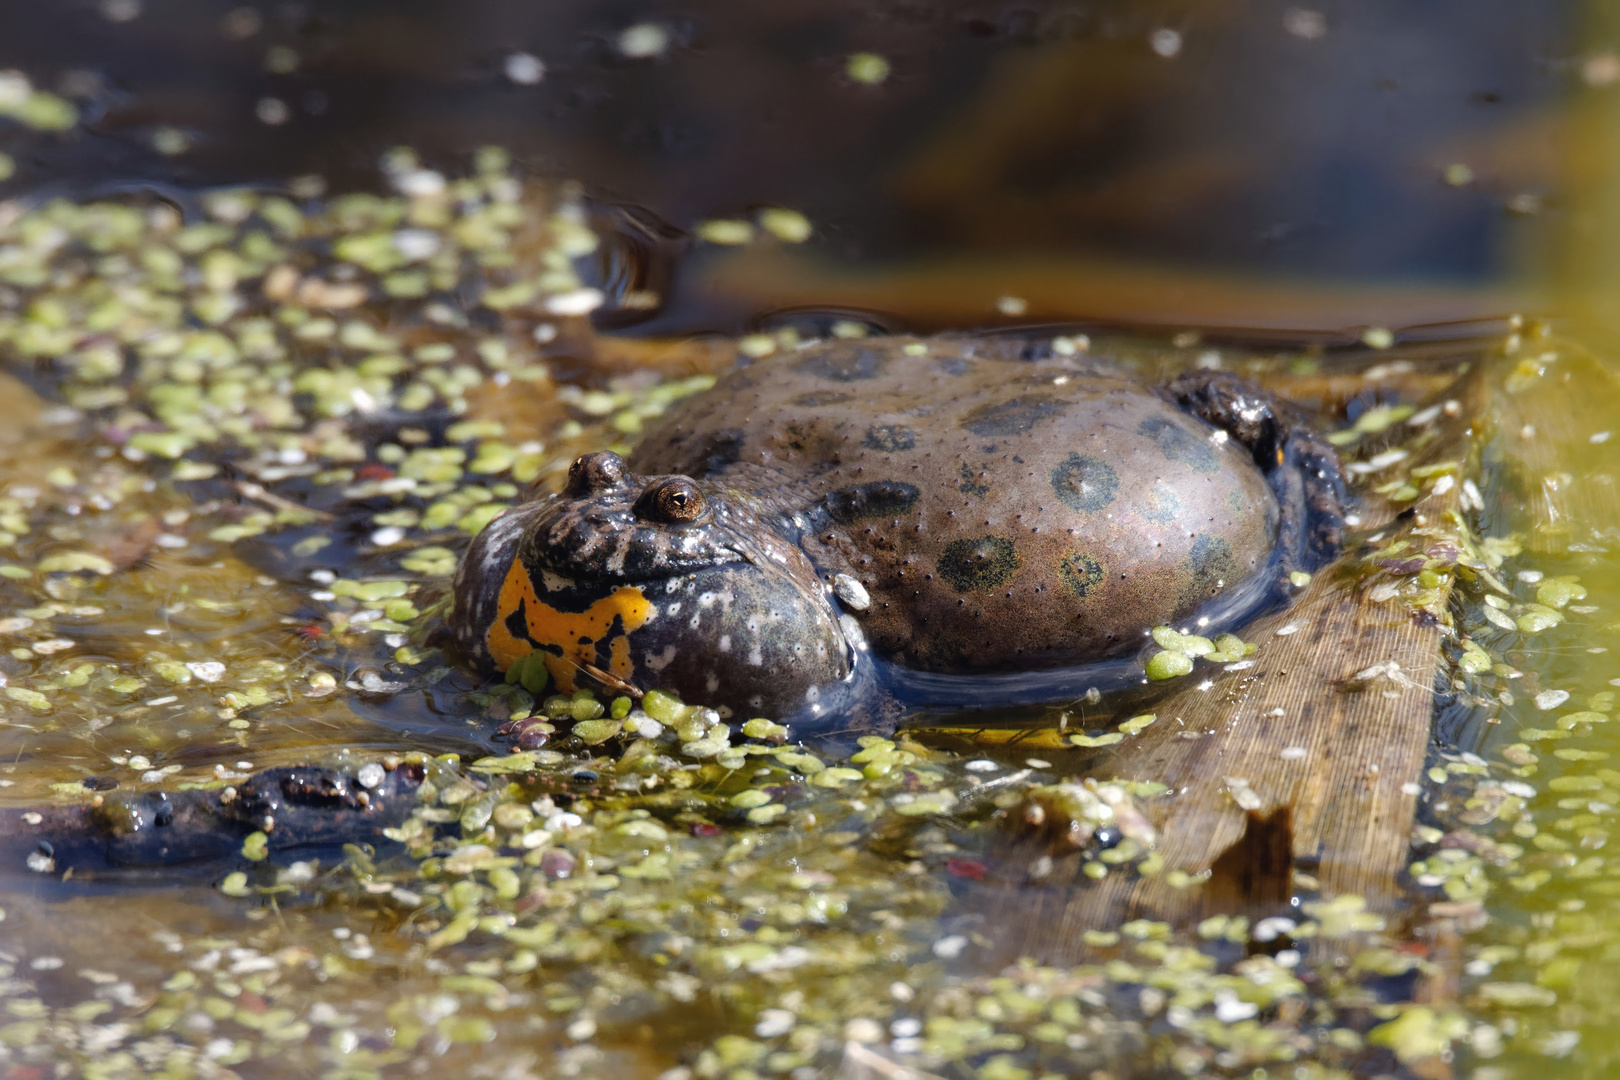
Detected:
[{"left": 450, "top": 337, "right": 1347, "bottom": 731}]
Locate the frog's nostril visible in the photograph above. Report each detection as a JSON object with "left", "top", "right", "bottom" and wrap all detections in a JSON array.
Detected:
[
  {"left": 566, "top": 451, "right": 627, "bottom": 496},
  {"left": 635, "top": 476, "right": 706, "bottom": 524}
]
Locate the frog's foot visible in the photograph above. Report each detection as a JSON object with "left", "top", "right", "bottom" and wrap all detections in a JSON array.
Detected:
[
  {"left": 1164, "top": 371, "right": 1348, "bottom": 572},
  {"left": 2, "top": 763, "right": 425, "bottom": 876}
]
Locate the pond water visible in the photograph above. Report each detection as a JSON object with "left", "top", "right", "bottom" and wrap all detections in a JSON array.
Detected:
[{"left": 0, "top": 5, "right": 1619, "bottom": 1080}]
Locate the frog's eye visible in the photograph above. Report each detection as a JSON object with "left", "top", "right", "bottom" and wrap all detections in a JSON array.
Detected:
[
  {"left": 635, "top": 477, "right": 706, "bottom": 524},
  {"left": 566, "top": 451, "right": 626, "bottom": 496}
]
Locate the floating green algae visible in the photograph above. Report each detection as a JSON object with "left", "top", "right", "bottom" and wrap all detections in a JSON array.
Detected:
[{"left": 0, "top": 159, "right": 1618, "bottom": 1079}]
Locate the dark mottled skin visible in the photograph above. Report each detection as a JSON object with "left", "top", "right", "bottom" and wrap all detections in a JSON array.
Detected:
[
  {"left": 631, "top": 338, "right": 1282, "bottom": 671},
  {"left": 450, "top": 450, "right": 851, "bottom": 719},
  {"left": 0, "top": 765, "right": 424, "bottom": 875},
  {"left": 450, "top": 336, "right": 1345, "bottom": 722}
]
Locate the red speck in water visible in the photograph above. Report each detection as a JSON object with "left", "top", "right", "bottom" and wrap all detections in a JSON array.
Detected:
[
  {"left": 292, "top": 624, "right": 325, "bottom": 641},
  {"left": 689, "top": 821, "right": 724, "bottom": 837},
  {"left": 945, "top": 858, "right": 988, "bottom": 881},
  {"left": 356, "top": 463, "right": 396, "bottom": 481}
]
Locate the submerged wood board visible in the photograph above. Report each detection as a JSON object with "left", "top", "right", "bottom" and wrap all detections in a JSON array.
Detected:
[{"left": 981, "top": 362, "right": 1486, "bottom": 963}]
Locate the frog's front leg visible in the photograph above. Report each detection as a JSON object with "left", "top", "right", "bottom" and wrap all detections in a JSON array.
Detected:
[{"left": 1164, "top": 371, "right": 1349, "bottom": 571}]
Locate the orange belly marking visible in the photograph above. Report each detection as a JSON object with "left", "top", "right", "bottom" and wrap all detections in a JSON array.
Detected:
[{"left": 485, "top": 562, "right": 653, "bottom": 692}]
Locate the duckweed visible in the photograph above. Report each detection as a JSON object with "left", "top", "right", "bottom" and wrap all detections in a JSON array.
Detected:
[
  {"left": 0, "top": 157, "right": 1613, "bottom": 1079},
  {"left": 1145, "top": 649, "right": 1194, "bottom": 680}
]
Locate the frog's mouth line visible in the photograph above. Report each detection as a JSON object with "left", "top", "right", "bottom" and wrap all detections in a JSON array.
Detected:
[{"left": 525, "top": 547, "right": 752, "bottom": 588}]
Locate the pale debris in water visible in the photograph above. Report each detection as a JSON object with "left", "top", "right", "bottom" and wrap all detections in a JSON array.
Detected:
[
  {"left": 1583, "top": 52, "right": 1620, "bottom": 86},
  {"left": 757, "top": 208, "right": 811, "bottom": 243},
  {"left": 1225, "top": 777, "right": 1263, "bottom": 810},
  {"left": 186, "top": 661, "right": 226, "bottom": 683},
  {"left": 152, "top": 128, "right": 190, "bottom": 156},
  {"left": 504, "top": 53, "right": 545, "bottom": 85},
  {"left": 846, "top": 53, "right": 891, "bottom": 84},
  {"left": 1361, "top": 326, "right": 1395, "bottom": 349},
  {"left": 544, "top": 288, "right": 605, "bottom": 316},
  {"left": 618, "top": 23, "right": 670, "bottom": 58},
  {"left": 255, "top": 97, "right": 290, "bottom": 125},
  {"left": 738, "top": 334, "right": 776, "bottom": 358},
  {"left": 1283, "top": 8, "right": 1327, "bottom": 38},
  {"left": 843, "top": 1017, "right": 884, "bottom": 1043},
  {"left": 1150, "top": 29, "right": 1183, "bottom": 57},
  {"left": 1406, "top": 403, "right": 1443, "bottom": 426},
  {"left": 754, "top": 1009, "right": 796, "bottom": 1038},
  {"left": 995, "top": 295, "right": 1028, "bottom": 317},
  {"left": 392, "top": 228, "right": 442, "bottom": 260},
  {"left": 695, "top": 219, "right": 754, "bottom": 245},
  {"left": 1507, "top": 192, "right": 1542, "bottom": 215},
  {"left": 1214, "top": 992, "right": 1259, "bottom": 1023}
]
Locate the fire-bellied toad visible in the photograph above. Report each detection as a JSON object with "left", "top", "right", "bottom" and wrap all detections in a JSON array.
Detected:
[{"left": 450, "top": 337, "right": 1345, "bottom": 729}]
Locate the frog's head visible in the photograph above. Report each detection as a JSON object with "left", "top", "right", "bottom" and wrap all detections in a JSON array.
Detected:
[{"left": 450, "top": 452, "right": 856, "bottom": 723}]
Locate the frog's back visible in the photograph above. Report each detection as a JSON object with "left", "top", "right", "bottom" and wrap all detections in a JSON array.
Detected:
[{"left": 630, "top": 338, "right": 1279, "bottom": 672}]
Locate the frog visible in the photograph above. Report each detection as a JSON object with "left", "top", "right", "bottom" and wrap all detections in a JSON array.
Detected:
[{"left": 449, "top": 336, "right": 1346, "bottom": 730}]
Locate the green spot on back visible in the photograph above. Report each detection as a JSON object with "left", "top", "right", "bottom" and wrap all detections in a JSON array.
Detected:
[
  {"left": 938, "top": 535, "right": 1021, "bottom": 591},
  {"left": 958, "top": 463, "right": 990, "bottom": 498},
  {"left": 962, "top": 394, "right": 1067, "bottom": 436},
  {"left": 1181, "top": 534, "right": 1238, "bottom": 607},
  {"left": 1139, "top": 416, "right": 1221, "bottom": 473},
  {"left": 1049, "top": 453, "right": 1118, "bottom": 513},
  {"left": 1137, "top": 482, "right": 1183, "bottom": 525},
  {"left": 863, "top": 424, "right": 916, "bottom": 452},
  {"left": 1058, "top": 552, "right": 1105, "bottom": 598}
]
